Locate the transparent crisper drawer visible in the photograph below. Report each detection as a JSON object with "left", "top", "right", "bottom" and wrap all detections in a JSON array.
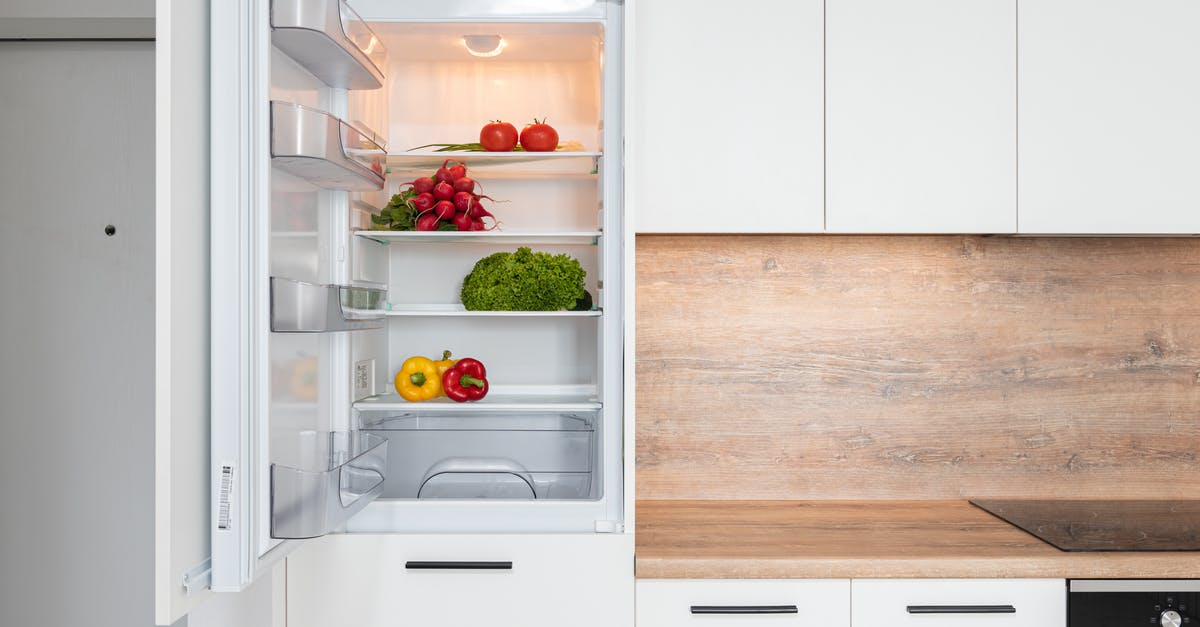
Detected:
[
  {"left": 271, "top": 430, "right": 388, "bottom": 539},
  {"left": 359, "top": 411, "right": 596, "bottom": 500},
  {"left": 271, "top": 101, "right": 385, "bottom": 191},
  {"left": 271, "top": 0, "right": 386, "bottom": 90}
]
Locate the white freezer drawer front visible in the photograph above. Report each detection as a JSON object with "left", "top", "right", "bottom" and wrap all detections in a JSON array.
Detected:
[
  {"left": 637, "top": 580, "right": 850, "bottom": 627},
  {"left": 287, "top": 533, "right": 634, "bottom": 627},
  {"left": 851, "top": 579, "right": 1065, "bottom": 627}
]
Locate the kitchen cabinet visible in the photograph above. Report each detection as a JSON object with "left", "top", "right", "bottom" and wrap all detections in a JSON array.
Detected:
[
  {"left": 636, "top": 580, "right": 849, "bottom": 627},
  {"left": 287, "top": 533, "right": 634, "bottom": 627},
  {"left": 852, "top": 579, "right": 1066, "bottom": 627},
  {"left": 630, "top": 0, "right": 824, "bottom": 233},
  {"left": 825, "top": 0, "right": 1016, "bottom": 234},
  {"left": 1017, "top": 0, "right": 1200, "bottom": 234}
]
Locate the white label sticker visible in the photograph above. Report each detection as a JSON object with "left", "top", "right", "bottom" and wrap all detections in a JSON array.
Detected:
[{"left": 217, "top": 464, "right": 234, "bottom": 531}]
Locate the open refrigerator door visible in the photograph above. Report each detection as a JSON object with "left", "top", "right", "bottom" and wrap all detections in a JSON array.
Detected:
[{"left": 210, "top": 0, "right": 624, "bottom": 592}]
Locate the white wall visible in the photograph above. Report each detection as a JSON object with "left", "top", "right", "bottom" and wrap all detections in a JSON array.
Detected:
[
  {"left": 0, "top": 40, "right": 159, "bottom": 627},
  {"left": 0, "top": 0, "right": 153, "bottom": 38}
]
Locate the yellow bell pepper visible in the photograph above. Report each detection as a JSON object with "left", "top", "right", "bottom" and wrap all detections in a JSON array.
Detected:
[
  {"left": 394, "top": 355, "right": 442, "bottom": 401},
  {"left": 433, "top": 350, "right": 457, "bottom": 397}
]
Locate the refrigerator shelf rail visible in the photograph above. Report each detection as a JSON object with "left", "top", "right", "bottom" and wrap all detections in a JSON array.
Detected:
[
  {"left": 270, "top": 277, "right": 387, "bottom": 332},
  {"left": 354, "top": 230, "right": 602, "bottom": 246},
  {"left": 354, "top": 388, "right": 602, "bottom": 413},
  {"left": 270, "top": 430, "right": 388, "bottom": 539},
  {"left": 271, "top": 101, "right": 385, "bottom": 191},
  {"left": 387, "top": 151, "right": 602, "bottom": 177},
  {"left": 381, "top": 304, "right": 601, "bottom": 317},
  {"left": 271, "top": 0, "right": 386, "bottom": 90}
]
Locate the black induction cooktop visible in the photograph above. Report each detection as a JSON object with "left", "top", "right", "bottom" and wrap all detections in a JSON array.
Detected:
[{"left": 970, "top": 499, "right": 1200, "bottom": 552}]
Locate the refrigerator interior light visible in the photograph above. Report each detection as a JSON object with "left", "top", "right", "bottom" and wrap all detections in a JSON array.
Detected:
[{"left": 463, "top": 35, "right": 506, "bottom": 57}]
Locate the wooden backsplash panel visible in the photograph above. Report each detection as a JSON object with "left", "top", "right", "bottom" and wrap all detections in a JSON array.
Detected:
[{"left": 636, "top": 236, "right": 1200, "bottom": 500}]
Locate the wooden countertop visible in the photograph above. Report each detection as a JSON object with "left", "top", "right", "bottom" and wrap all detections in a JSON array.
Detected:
[{"left": 635, "top": 500, "right": 1200, "bottom": 579}]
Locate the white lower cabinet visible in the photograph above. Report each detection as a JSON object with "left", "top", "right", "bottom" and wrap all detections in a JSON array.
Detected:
[
  {"left": 852, "top": 579, "right": 1066, "bottom": 627},
  {"left": 636, "top": 580, "right": 850, "bottom": 627},
  {"left": 286, "top": 533, "right": 634, "bottom": 627}
]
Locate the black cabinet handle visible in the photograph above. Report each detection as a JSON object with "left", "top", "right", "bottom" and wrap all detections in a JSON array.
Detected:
[
  {"left": 907, "top": 605, "right": 1016, "bottom": 614},
  {"left": 404, "top": 561, "right": 512, "bottom": 570},
  {"left": 690, "top": 605, "right": 799, "bottom": 615}
]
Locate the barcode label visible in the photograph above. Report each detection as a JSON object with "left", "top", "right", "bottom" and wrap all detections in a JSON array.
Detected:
[{"left": 217, "top": 464, "right": 234, "bottom": 531}]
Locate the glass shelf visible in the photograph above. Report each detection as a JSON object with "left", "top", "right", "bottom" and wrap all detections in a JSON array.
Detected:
[
  {"left": 271, "top": 0, "right": 386, "bottom": 90},
  {"left": 354, "top": 230, "right": 601, "bottom": 246},
  {"left": 270, "top": 430, "right": 388, "bottom": 539},
  {"left": 387, "top": 151, "right": 602, "bottom": 177},
  {"left": 382, "top": 304, "right": 601, "bottom": 318},
  {"left": 271, "top": 102, "right": 385, "bottom": 191},
  {"left": 354, "top": 388, "right": 602, "bottom": 414}
]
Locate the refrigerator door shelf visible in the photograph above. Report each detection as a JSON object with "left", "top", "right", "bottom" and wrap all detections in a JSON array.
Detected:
[
  {"left": 387, "top": 151, "right": 602, "bottom": 178},
  {"left": 270, "top": 430, "right": 388, "bottom": 539},
  {"left": 271, "top": 277, "right": 387, "bottom": 332},
  {"left": 271, "top": 101, "right": 385, "bottom": 191},
  {"left": 271, "top": 0, "right": 386, "bottom": 90}
]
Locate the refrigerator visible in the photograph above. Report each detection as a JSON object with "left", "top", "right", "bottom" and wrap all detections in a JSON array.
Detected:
[{"left": 205, "top": 0, "right": 630, "bottom": 609}]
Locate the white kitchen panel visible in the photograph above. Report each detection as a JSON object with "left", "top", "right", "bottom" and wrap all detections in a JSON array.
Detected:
[
  {"left": 287, "top": 534, "right": 634, "bottom": 627},
  {"left": 637, "top": 580, "right": 850, "bottom": 627},
  {"left": 1018, "top": 0, "right": 1200, "bottom": 234},
  {"left": 0, "top": 39, "right": 157, "bottom": 627},
  {"left": 631, "top": 0, "right": 824, "bottom": 233},
  {"left": 851, "top": 579, "right": 1065, "bottom": 627},
  {"left": 826, "top": 0, "right": 1016, "bottom": 234}
]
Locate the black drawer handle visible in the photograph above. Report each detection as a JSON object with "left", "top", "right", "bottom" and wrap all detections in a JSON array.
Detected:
[
  {"left": 404, "top": 561, "right": 512, "bottom": 570},
  {"left": 690, "top": 605, "right": 799, "bottom": 615},
  {"left": 907, "top": 605, "right": 1016, "bottom": 614}
]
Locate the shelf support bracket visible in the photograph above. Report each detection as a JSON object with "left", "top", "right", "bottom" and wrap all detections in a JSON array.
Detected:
[{"left": 182, "top": 557, "right": 212, "bottom": 595}]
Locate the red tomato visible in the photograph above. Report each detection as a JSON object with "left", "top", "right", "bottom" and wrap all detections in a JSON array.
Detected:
[
  {"left": 519, "top": 119, "right": 559, "bottom": 152},
  {"left": 479, "top": 121, "right": 519, "bottom": 152}
]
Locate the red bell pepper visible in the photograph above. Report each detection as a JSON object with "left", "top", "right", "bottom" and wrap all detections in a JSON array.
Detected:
[{"left": 442, "top": 357, "right": 489, "bottom": 402}]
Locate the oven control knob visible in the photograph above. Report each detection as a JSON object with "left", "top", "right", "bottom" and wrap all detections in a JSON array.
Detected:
[{"left": 1162, "top": 610, "right": 1183, "bottom": 627}]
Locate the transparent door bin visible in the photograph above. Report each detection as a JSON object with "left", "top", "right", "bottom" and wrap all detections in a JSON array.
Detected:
[
  {"left": 271, "top": 277, "right": 387, "bottom": 332},
  {"left": 359, "top": 412, "right": 597, "bottom": 500},
  {"left": 271, "top": 102, "right": 385, "bottom": 191},
  {"left": 271, "top": 430, "right": 388, "bottom": 539},
  {"left": 271, "top": 0, "right": 387, "bottom": 90}
]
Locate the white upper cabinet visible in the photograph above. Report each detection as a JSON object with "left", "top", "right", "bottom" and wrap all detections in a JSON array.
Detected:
[
  {"left": 825, "top": 0, "right": 1017, "bottom": 234},
  {"left": 630, "top": 0, "right": 824, "bottom": 233},
  {"left": 1018, "top": 0, "right": 1200, "bottom": 234}
]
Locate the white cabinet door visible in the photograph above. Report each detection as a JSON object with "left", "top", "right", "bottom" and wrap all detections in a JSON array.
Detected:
[
  {"left": 1018, "top": 1, "right": 1200, "bottom": 234},
  {"left": 852, "top": 579, "right": 1065, "bottom": 627},
  {"left": 826, "top": 0, "right": 1016, "bottom": 234},
  {"left": 630, "top": 0, "right": 824, "bottom": 233},
  {"left": 287, "top": 533, "right": 634, "bottom": 627},
  {"left": 637, "top": 580, "right": 850, "bottom": 627}
]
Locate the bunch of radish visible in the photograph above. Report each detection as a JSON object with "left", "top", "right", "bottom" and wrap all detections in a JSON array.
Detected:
[{"left": 373, "top": 159, "right": 499, "bottom": 232}]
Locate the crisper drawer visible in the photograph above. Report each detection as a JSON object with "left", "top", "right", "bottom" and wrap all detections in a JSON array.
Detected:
[
  {"left": 359, "top": 409, "right": 598, "bottom": 500},
  {"left": 286, "top": 533, "right": 634, "bottom": 627},
  {"left": 637, "top": 580, "right": 849, "bottom": 627},
  {"left": 851, "top": 579, "right": 1066, "bottom": 627}
]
